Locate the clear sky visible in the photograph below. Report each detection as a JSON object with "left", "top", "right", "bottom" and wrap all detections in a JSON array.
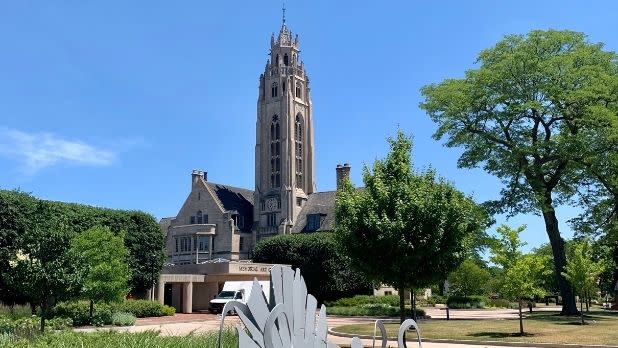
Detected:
[{"left": 1, "top": 1, "right": 616, "bottom": 251}]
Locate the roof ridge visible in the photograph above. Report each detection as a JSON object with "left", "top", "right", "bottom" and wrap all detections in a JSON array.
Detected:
[{"left": 206, "top": 181, "right": 253, "bottom": 193}]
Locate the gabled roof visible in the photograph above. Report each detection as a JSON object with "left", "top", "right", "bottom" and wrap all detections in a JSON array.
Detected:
[
  {"left": 205, "top": 182, "right": 254, "bottom": 232},
  {"left": 291, "top": 191, "right": 336, "bottom": 233}
]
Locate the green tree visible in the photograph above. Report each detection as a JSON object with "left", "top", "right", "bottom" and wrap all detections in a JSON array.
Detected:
[
  {"left": 562, "top": 240, "right": 604, "bottom": 324},
  {"left": 447, "top": 259, "right": 490, "bottom": 296},
  {"left": 530, "top": 242, "right": 561, "bottom": 296},
  {"left": 252, "top": 232, "right": 373, "bottom": 303},
  {"left": 70, "top": 226, "right": 131, "bottom": 322},
  {"left": 17, "top": 201, "right": 84, "bottom": 332},
  {"left": 420, "top": 30, "right": 618, "bottom": 314},
  {"left": 122, "top": 212, "right": 165, "bottom": 294},
  {"left": 489, "top": 225, "right": 527, "bottom": 270},
  {"left": 335, "top": 130, "right": 489, "bottom": 322},
  {"left": 502, "top": 255, "right": 550, "bottom": 335},
  {"left": 0, "top": 190, "right": 37, "bottom": 308}
]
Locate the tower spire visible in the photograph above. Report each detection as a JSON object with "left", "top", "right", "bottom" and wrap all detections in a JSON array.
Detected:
[{"left": 282, "top": 2, "right": 286, "bottom": 25}]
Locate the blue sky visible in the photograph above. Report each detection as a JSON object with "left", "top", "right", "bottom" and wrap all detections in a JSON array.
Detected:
[{"left": 1, "top": 1, "right": 616, "bottom": 251}]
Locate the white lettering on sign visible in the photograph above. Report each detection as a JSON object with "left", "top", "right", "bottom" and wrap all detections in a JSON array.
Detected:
[{"left": 237, "top": 265, "right": 271, "bottom": 273}]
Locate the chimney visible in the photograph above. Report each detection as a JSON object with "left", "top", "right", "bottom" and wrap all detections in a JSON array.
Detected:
[
  {"left": 336, "top": 163, "right": 351, "bottom": 190},
  {"left": 191, "top": 170, "right": 206, "bottom": 186}
]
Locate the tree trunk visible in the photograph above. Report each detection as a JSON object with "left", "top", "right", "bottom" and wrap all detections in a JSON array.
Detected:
[
  {"left": 542, "top": 208, "right": 578, "bottom": 315},
  {"left": 399, "top": 288, "right": 405, "bottom": 324},
  {"left": 585, "top": 295, "right": 589, "bottom": 312},
  {"left": 411, "top": 289, "right": 417, "bottom": 322},
  {"left": 89, "top": 299, "right": 94, "bottom": 323},
  {"left": 518, "top": 298, "right": 524, "bottom": 335},
  {"left": 580, "top": 296, "right": 584, "bottom": 325},
  {"left": 39, "top": 302, "right": 46, "bottom": 332},
  {"left": 30, "top": 303, "right": 36, "bottom": 315}
]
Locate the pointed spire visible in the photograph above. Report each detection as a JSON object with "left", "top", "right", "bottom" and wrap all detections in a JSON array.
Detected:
[{"left": 282, "top": 2, "right": 286, "bottom": 25}]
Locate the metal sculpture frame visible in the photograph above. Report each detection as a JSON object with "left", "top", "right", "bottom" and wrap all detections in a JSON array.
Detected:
[{"left": 217, "top": 265, "right": 422, "bottom": 348}]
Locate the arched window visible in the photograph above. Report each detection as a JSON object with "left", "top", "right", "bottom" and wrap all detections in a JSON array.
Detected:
[
  {"left": 197, "top": 210, "right": 203, "bottom": 224},
  {"left": 284, "top": 54, "right": 289, "bottom": 66},
  {"left": 295, "top": 114, "right": 304, "bottom": 190},
  {"left": 275, "top": 54, "right": 279, "bottom": 66},
  {"left": 295, "top": 82, "right": 302, "bottom": 99},
  {"left": 271, "top": 82, "right": 278, "bottom": 98},
  {"left": 270, "top": 115, "right": 281, "bottom": 188}
]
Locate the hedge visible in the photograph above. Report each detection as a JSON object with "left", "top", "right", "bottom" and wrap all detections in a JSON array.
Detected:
[
  {"left": 327, "top": 305, "right": 426, "bottom": 317},
  {"left": 51, "top": 300, "right": 174, "bottom": 326},
  {"left": 0, "top": 190, "right": 165, "bottom": 298},
  {"left": 252, "top": 232, "right": 373, "bottom": 303}
]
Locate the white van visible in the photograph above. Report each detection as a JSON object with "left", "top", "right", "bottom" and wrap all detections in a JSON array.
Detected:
[{"left": 209, "top": 280, "right": 270, "bottom": 314}]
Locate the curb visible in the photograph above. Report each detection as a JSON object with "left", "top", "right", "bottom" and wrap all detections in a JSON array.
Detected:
[{"left": 328, "top": 328, "right": 618, "bottom": 348}]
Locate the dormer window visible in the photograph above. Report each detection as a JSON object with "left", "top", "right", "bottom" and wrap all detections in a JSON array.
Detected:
[{"left": 306, "top": 214, "right": 321, "bottom": 232}]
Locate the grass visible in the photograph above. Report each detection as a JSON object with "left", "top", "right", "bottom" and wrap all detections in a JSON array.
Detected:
[
  {"left": 0, "top": 330, "right": 239, "bottom": 347},
  {"left": 332, "top": 310, "right": 618, "bottom": 346},
  {"left": 0, "top": 305, "right": 32, "bottom": 320}
]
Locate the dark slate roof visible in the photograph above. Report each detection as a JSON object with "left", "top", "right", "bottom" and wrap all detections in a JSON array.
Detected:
[
  {"left": 292, "top": 191, "right": 336, "bottom": 233},
  {"left": 206, "top": 182, "right": 254, "bottom": 232}
]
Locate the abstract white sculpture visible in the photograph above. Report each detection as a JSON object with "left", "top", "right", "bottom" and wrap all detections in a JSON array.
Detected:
[{"left": 217, "top": 265, "right": 422, "bottom": 348}]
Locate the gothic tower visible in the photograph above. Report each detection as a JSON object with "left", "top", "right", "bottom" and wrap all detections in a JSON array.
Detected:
[{"left": 253, "top": 18, "right": 315, "bottom": 240}]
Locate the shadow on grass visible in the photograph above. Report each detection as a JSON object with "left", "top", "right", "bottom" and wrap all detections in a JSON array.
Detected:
[
  {"left": 529, "top": 312, "right": 614, "bottom": 322},
  {"left": 468, "top": 332, "right": 536, "bottom": 338},
  {"left": 556, "top": 321, "right": 591, "bottom": 326}
]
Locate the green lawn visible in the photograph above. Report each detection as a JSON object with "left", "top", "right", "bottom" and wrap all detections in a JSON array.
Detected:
[
  {"left": 0, "top": 330, "right": 238, "bottom": 348},
  {"left": 332, "top": 311, "right": 618, "bottom": 346}
]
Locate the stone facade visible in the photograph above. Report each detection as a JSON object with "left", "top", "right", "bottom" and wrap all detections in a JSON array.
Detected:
[
  {"left": 163, "top": 170, "right": 253, "bottom": 263},
  {"left": 253, "top": 22, "right": 316, "bottom": 239}
]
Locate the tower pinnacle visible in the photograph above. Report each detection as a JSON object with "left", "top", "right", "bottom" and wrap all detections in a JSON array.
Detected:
[{"left": 282, "top": 3, "right": 286, "bottom": 25}]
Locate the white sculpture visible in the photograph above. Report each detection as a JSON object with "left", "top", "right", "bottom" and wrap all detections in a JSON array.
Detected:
[{"left": 217, "top": 265, "right": 422, "bottom": 348}]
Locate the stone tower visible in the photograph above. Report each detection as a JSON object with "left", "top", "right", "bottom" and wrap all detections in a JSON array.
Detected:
[{"left": 253, "top": 18, "right": 315, "bottom": 240}]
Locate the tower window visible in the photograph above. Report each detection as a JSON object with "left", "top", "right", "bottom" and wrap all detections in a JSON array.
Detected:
[
  {"left": 295, "top": 114, "right": 304, "bottom": 190},
  {"left": 295, "top": 82, "right": 302, "bottom": 99},
  {"left": 284, "top": 54, "right": 289, "bottom": 66},
  {"left": 197, "top": 210, "right": 203, "bottom": 224},
  {"left": 270, "top": 115, "right": 281, "bottom": 189},
  {"left": 275, "top": 54, "right": 279, "bottom": 66},
  {"left": 271, "top": 82, "right": 278, "bottom": 98},
  {"left": 267, "top": 213, "right": 277, "bottom": 227}
]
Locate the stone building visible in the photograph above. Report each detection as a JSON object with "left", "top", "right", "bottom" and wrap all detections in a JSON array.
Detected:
[
  {"left": 161, "top": 17, "right": 344, "bottom": 264},
  {"left": 156, "top": 16, "right": 348, "bottom": 313}
]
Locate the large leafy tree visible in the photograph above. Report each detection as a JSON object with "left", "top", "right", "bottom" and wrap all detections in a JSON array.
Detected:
[
  {"left": 335, "top": 130, "right": 489, "bottom": 323},
  {"left": 70, "top": 226, "right": 131, "bottom": 321},
  {"left": 252, "top": 232, "right": 373, "bottom": 303},
  {"left": 420, "top": 30, "right": 618, "bottom": 314}
]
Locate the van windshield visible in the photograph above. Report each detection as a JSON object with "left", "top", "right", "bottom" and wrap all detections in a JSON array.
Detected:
[{"left": 216, "top": 291, "right": 238, "bottom": 299}]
